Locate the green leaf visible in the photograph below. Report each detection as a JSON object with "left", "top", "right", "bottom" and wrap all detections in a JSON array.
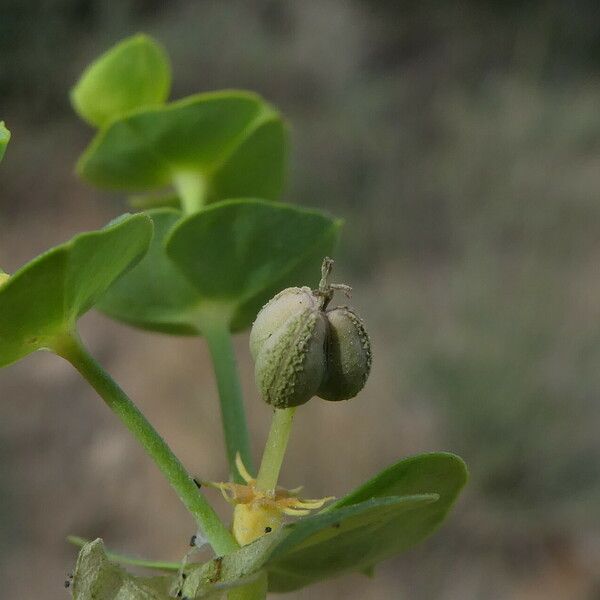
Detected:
[
  {"left": 70, "top": 455, "right": 466, "bottom": 595},
  {"left": 0, "top": 121, "right": 10, "bottom": 162},
  {"left": 97, "top": 209, "right": 199, "bottom": 335},
  {"left": 0, "top": 213, "right": 153, "bottom": 367},
  {"left": 210, "top": 116, "right": 287, "bottom": 202},
  {"left": 179, "top": 492, "right": 446, "bottom": 595},
  {"left": 329, "top": 452, "right": 467, "bottom": 511},
  {"left": 166, "top": 199, "right": 342, "bottom": 332},
  {"left": 77, "top": 91, "right": 287, "bottom": 202},
  {"left": 71, "top": 34, "right": 171, "bottom": 128},
  {"left": 266, "top": 495, "right": 438, "bottom": 592},
  {"left": 98, "top": 200, "right": 340, "bottom": 334},
  {"left": 72, "top": 539, "right": 174, "bottom": 599},
  {"left": 267, "top": 452, "right": 467, "bottom": 592}
]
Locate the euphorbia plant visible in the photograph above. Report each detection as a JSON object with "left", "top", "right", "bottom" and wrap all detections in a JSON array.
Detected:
[{"left": 0, "top": 35, "right": 467, "bottom": 599}]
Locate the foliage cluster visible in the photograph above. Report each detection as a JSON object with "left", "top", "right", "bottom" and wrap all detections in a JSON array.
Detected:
[{"left": 0, "top": 34, "right": 466, "bottom": 599}]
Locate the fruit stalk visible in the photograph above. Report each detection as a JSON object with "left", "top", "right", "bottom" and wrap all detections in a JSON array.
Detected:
[{"left": 256, "top": 407, "right": 297, "bottom": 491}]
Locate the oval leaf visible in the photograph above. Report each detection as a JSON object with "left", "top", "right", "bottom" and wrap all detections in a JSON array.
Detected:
[
  {"left": 0, "top": 213, "right": 153, "bottom": 367},
  {"left": 98, "top": 201, "right": 339, "bottom": 334},
  {"left": 97, "top": 209, "right": 199, "bottom": 335},
  {"left": 179, "top": 495, "right": 439, "bottom": 595},
  {"left": 71, "top": 34, "right": 171, "bottom": 128},
  {"left": 267, "top": 495, "right": 437, "bottom": 592},
  {"left": 210, "top": 116, "right": 287, "bottom": 203},
  {"left": 166, "top": 199, "right": 342, "bottom": 332},
  {"left": 77, "top": 92, "right": 287, "bottom": 202},
  {"left": 266, "top": 452, "right": 467, "bottom": 591}
]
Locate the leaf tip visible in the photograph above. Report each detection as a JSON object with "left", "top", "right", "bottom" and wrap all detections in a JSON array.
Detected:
[{"left": 0, "top": 120, "right": 11, "bottom": 163}]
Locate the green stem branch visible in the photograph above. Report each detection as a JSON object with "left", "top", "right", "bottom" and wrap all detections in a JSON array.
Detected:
[
  {"left": 256, "top": 408, "right": 296, "bottom": 491},
  {"left": 201, "top": 319, "right": 254, "bottom": 483},
  {"left": 67, "top": 536, "right": 181, "bottom": 572},
  {"left": 173, "top": 171, "right": 207, "bottom": 214},
  {"left": 55, "top": 333, "right": 238, "bottom": 556}
]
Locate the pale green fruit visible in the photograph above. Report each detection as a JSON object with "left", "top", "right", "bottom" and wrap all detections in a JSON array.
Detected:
[
  {"left": 249, "top": 287, "right": 317, "bottom": 361},
  {"left": 318, "top": 307, "right": 372, "bottom": 401},
  {"left": 254, "top": 305, "right": 327, "bottom": 408}
]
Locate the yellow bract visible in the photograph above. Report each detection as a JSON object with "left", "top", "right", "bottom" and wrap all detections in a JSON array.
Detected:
[{"left": 206, "top": 454, "right": 334, "bottom": 546}]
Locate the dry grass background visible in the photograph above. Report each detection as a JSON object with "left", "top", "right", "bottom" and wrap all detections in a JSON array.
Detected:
[{"left": 1, "top": 1, "right": 600, "bottom": 598}]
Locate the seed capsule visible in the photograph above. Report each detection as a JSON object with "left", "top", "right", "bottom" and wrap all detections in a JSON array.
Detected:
[
  {"left": 318, "top": 307, "right": 372, "bottom": 401},
  {"left": 249, "top": 287, "right": 316, "bottom": 361},
  {"left": 254, "top": 302, "right": 327, "bottom": 408},
  {"left": 250, "top": 258, "right": 372, "bottom": 407}
]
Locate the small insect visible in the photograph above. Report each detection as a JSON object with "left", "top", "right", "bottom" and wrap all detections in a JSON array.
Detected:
[
  {"left": 265, "top": 526, "right": 272, "bottom": 533},
  {"left": 64, "top": 580, "right": 71, "bottom": 588},
  {"left": 209, "top": 556, "right": 223, "bottom": 583},
  {"left": 181, "top": 573, "right": 187, "bottom": 580},
  {"left": 193, "top": 478, "right": 201, "bottom": 489},
  {"left": 189, "top": 534, "right": 196, "bottom": 547}
]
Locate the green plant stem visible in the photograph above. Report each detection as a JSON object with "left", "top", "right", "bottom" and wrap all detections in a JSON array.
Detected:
[
  {"left": 201, "top": 319, "right": 254, "bottom": 483},
  {"left": 173, "top": 170, "right": 207, "bottom": 214},
  {"left": 227, "top": 572, "right": 268, "bottom": 600},
  {"left": 67, "top": 536, "right": 182, "bottom": 572},
  {"left": 54, "top": 332, "right": 239, "bottom": 556},
  {"left": 256, "top": 408, "right": 296, "bottom": 491}
]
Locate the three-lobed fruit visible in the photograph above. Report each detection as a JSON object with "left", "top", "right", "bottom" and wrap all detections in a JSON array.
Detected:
[
  {"left": 318, "top": 307, "right": 372, "bottom": 401},
  {"left": 251, "top": 279, "right": 371, "bottom": 408}
]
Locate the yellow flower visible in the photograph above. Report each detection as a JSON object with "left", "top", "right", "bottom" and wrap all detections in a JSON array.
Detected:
[{"left": 205, "top": 454, "right": 334, "bottom": 546}]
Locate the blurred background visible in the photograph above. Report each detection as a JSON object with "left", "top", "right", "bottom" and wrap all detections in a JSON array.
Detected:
[{"left": 1, "top": 1, "right": 600, "bottom": 598}]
